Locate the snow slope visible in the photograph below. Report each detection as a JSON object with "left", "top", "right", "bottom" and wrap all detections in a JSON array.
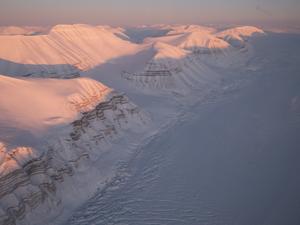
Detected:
[
  {"left": 0, "top": 24, "right": 138, "bottom": 77},
  {"left": 0, "top": 75, "right": 111, "bottom": 133},
  {"left": 167, "top": 24, "right": 216, "bottom": 35},
  {"left": 121, "top": 42, "right": 220, "bottom": 92},
  {"left": 0, "top": 26, "right": 46, "bottom": 36},
  {"left": 216, "top": 26, "right": 265, "bottom": 48},
  {"left": 0, "top": 75, "right": 148, "bottom": 225},
  {"left": 145, "top": 32, "right": 230, "bottom": 53},
  {"left": 98, "top": 26, "right": 130, "bottom": 41}
]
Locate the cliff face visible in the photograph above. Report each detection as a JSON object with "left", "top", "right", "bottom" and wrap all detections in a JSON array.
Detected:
[{"left": 0, "top": 92, "right": 148, "bottom": 225}]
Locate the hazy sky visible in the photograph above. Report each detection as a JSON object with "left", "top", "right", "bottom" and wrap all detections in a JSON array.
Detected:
[{"left": 0, "top": 0, "right": 299, "bottom": 26}]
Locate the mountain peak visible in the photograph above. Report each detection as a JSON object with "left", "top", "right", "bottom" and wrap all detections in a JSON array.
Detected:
[{"left": 151, "top": 41, "right": 189, "bottom": 59}]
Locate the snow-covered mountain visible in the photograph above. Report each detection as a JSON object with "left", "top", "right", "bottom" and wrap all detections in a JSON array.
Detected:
[
  {"left": 166, "top": 24, "right": 216, "bottom": 35},
  {"left": 122, "top": 42, "right": 220, "bottom": 92},
  {"left": 0, "top": 24, "right": 266, "bottom": 225},
  {"left": 0, "top": 24, "right": 139, "bottom": 77},
  {"left": 145, "top": 32, "right": 230, "bottom": 54},
  {"left": 0, "top": 26, "right": 46, "bottom": 36},
  {"left": 0, "top": 24, "right": 262, "bottom": 80},
  {"left": 0, "top": 75, "right": 148, "bottom": 225},
  {"left": 121, "top": 26, "right": 263, "bottom": 92},
  {"left": 216, "top": 26, "right": 265, "bottom": 48}
]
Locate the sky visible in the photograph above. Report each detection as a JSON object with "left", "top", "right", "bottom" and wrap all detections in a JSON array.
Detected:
[{"left": 0, "top": 0, "right": 299, "bottom": 26}]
